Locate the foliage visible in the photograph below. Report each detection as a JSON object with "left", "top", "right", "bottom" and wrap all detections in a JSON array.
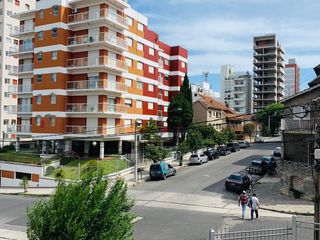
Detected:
[
  {"left": 221, "top": 127, "right": 236, "bottom": 142},
  {"left": 20, "top": 177, "right": 29, "bottom": 193},
  {"left": 0, "top": 151, "right": 40, "bottom": 164},
  {"left": 56, "top": 151, "right": 80, "bottom": 166},
  {"left": 27, "top": 172, "right": 135, "bottom": 240},
  {"left": 81, "top": 160, "right": 98, "bottom": 176},
  {"left": 54, "top": 168, "right": 65, "bottom": 182},
  {"left": 45, "top": 166, "right": 55, "bottom": 175},
  {"left": 178, "top": 141, "right": 190, "bottom": 155},
  {"left": 145, "top": 144, "right": 168, "bottom": 163},
  {"left": 256, "top": 103, "right": 284, "bottom": 136},
  {"left": 214, "top": 131, "right": 228, "bottom": 146},
  {"left": 0, "top": 144, "right": 15, "bottom": 153},
  {"left": 139, "top": 119, "right": 160, "bottom": 142},
  {"left": 243, "top": 123, "right": 256, "bottom": 142},
  {"left": 167, "top": 74, "right": 193, "bottom": 141},
  {"left": 186, "top": 127, "right": 204, "bottom": 153}
]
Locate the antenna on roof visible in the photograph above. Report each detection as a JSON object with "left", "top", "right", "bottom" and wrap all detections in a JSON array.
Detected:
[{"left": 203, "top": 71, "right": 209, "bottom": 82}]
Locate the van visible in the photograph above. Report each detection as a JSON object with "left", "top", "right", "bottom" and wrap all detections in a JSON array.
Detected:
[{"left": 149, "top": 162, "right": 176, "bottom": 180}]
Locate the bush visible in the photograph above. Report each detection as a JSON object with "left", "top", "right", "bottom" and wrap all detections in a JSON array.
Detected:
[
  {"left": 0, "top": 144, "right": 15, "bottom": 153},
  {"left": 56, "top": 152, "right": 79, "bottom": 165},
  {"left": 81, "top": 160, "right": 98, "bottom": 175},
  {"left": 292, "top": 189, "right": 303, "bottom": 199},
  {"left": 45, "top": 166, "right": 55, "bottom": 175}
]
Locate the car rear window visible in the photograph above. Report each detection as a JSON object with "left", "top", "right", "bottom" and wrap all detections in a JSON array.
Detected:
[
  {"left": 229, "top": 175, "right": 242, "bottom": 181},
  {"left": 150, "top": 164, "right": 161, "bottom": 171},
  {"left": 191, "top": 154, "right": 198, "bottom": 157}
]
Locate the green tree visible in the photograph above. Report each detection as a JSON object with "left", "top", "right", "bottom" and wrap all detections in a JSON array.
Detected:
[
  {"left": 222, "top": 127, "right": 236, "bottom": 142},
  {"left": 145, "top": 144, "right": 168, "bottom": 163},
  {"left": 139, "top": 118, "right": 160, "bottom": 142},
  {"left": 187, "top": 127, "right": 204, "bottom": 153},
  {"left": 243, "top": 123, "right": 256, "bottom": 142},
  {"left": 54, "top": 168, "right": 65, "bottom": 182},
  {"left": 27, "top": 172, "right": 134, "bottom": 240},
  {"left": 214, "top": 131, "right": 228, "bottom": 146},
  {"left": 256, "top": 103, "right": 284, "bottom": 136},
  {"left": 167, "top": 74, "right": 193, "bottom": 142}
]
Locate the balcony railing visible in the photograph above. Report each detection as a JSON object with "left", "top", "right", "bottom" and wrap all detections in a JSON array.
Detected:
[
  {"left": 6, "top": 125, "right": 32, "bottom": 133},
  {"left": 281, "top": 118, "right": 317, "bottom": 133},
  {"left": 15, "top": 64, "right": 34, "bottom": 74},
  {"left": 66, "top": 80, "right": 127, "bottom": 92},
  {"left": 68, "top": 8, "right": 128, "bottom": 27},
  {"left": 65, "top": 125, "right": 130, "bottom": 135},
  {"left": 68, "top": 33, "right": 127, "bottom": 49},
  {"left": 66, "top": 103, "right": 127, "bottom": 114},
  {"left": 18, "top": 84, "right": 32, "bottom": 93},
  {"left": 10, "top": 23, "right": 35, "bottom": 35},
  {"left": 67, "top": 57, "right": 127, "bottom": 71},
  {"left": 7, "top": 105, "right": 32, "bottom": 113}
]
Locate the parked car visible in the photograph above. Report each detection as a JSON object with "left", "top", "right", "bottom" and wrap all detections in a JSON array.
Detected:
[
  {"left": 204, "top": 148, "right": 220, "bottom": 160},
  {"left": 189, "top": 154, "right": 208, "bottom": 165},
  {"left": 217, "top": 145, "right": 231, "bottom": 156},
  {"left": 149, "top": 162, "right": 176, "bottom": 180},
  {"left": 226, "top": 142, "right": 240, "bottom": 152},
  {"left": 225, "top": 173, "right": 252, "bottom": 192},
  {"left": 274, "top": 147, "right": 281, "bottom": 158},
  {"left": 250, "top": 156, "right": 277, "bottom": 175},
  {"left": 238, "top": 141, "right": 247, "bottom": 149},
  {"left": 254, "top": 135, "right": 264, "bottom": 143},
  {"left": 245, "top": 141, "right": 251, "bottom": 148}
]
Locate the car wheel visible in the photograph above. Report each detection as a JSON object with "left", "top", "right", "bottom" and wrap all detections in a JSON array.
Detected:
[
  {"left": 200, "top": 161, "right": 203, "bottom": 165},
  {"left": 162, "top": 174, "right": 166, "bottom": 180},
  {"left": 173, "top": 170, "right": 176, "bottom": 176}
]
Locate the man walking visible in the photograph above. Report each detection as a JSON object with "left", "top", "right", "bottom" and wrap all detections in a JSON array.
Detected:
[
  {"left": 250, "top": 193, "right": 260, "bottom": 220},
  {"left": 238, "top": 191, "right": 248, "bottom": 219}
]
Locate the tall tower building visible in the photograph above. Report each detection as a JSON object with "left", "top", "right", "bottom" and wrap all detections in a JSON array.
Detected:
[
  {"left": 284, "top": 58, "right": 300, "bottom": 97},
  {"left": 220, "top": 65, "right": 252, "bottom": 114},
  {"left": 0, "top": 0, "right": 35, "bottom": 145},
  {"left": 253, "top": 34, "right": 285, "bottom": 112},
  {"left": 9, "top": 0, "right": 188, "bottom": 158}
]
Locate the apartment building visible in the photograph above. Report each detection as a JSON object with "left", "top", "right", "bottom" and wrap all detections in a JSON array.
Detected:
[
  {"left": 284, "top": 58, "right": 300, "bottom": 97},
  {"left": 9, "top": 0, "right": 188, "bottom": 158},
  {"left": 220, "top": 65, "right": 252, "bottom": 114},
  {"left": 253, "top": 34, "right": 285, "bottom": 113},
  {"left": 0, "top": 0, "right": 35, "bottom": 145}
]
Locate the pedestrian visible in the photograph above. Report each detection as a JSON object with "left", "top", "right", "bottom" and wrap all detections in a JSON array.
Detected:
[
  {"left": 238, "top": 191, "right": 249, "bottom": 219},
  {"left": 249, "top": 193, "right": 260, "bottom": 220}
]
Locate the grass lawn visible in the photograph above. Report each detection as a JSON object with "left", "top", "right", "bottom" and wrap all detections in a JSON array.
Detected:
[
  {"left": 49, "top": 159, "right": 128, "bottom": 180},
  {"left": 0, "top": 151, "right": 41, "bottom": 164}
]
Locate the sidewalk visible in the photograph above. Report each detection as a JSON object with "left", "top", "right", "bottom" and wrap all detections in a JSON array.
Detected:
[{"left": 0, "top": 228, "right": 27, "bottom": 240}]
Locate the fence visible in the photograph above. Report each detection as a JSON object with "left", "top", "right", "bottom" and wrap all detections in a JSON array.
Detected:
[{"left": 209, "top": 216, "right": 319, "bottom": 240}]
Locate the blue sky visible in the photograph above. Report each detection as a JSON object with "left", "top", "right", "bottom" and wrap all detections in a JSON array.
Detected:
[{"left": 129, "top": 0, "right": 319, "bottom": 93}]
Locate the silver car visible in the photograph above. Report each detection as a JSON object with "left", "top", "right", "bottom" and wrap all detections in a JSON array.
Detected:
[{"left": 189, "top": 154, "right": 208, "bottom": 165}]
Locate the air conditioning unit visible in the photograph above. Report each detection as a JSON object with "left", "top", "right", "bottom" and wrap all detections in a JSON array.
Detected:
[{"left": 72, "top": 8, "right": 78, "bottom": 14}]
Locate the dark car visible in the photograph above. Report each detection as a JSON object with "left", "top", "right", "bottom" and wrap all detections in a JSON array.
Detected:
[
  {"left": 245, "top": 141, "right": 251, "bottom": 148},
  {"left": 217, "top": 145, "right": 231, "bottom": 156},
  {"left": 149, "top": 162, "right": 176, "bottom": 180},
  {"left": 274, "top": 147, "right": 281, "bottom": 158},
  {"left": 225, "top": 173, "right": 252, "bottom": 192},
  {"left": 204, "top": 149, "right": 219, "bottom": 160},
  {"left": 226, "top": 142, "right": 240, "bottom": 152},
  {"left": 250, "top": 156, "right": 277, "bottom": 175}
]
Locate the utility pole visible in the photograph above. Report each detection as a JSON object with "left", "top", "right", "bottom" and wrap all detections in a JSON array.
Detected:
[
  {"left": 134, "top": 120, "right": 138, "bottom": 182},
  {"left": 268, "top": 115, "right": 271, "bottom": 136}
]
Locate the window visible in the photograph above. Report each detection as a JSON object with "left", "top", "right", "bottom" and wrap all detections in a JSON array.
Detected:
[
  {"left": 50, "top": 93, "right": 56, "bottom": 104},
  {"left": 3, "top": 119, "right": 9, "bottom": 125},
  {"left": 209, "top": 111, "right": 212, "bottom": 118},
  {"left": 138, "top": 22, "right": 144, "bottom": 31},
  {"left": 38, "top": 10, "right": 44, "bottom": 19},
  {"left": 4, "top": 92, "right": 9, "bottom": 98},
  {"left": 148, "top": 66, "right": 155, "bottom": 74},
  {"left": 126, "top": 17, "right": 133, "bottom": 26},
  {"left": 126, "top": 37, "right": 133, "bottom": 47},
  {"left": 38, "top": 31, "right": 43, "bottom": 40},
  {"left": 148, "top": 84, "right": 154, "bottom": 92},
  {"left": 37, "top": 75, "right": 42, "bottom": 83},
  {"left": 137, "top": 42, "right": 143, "bottom": 51},
  {"left": 51, "top": 73, "right": 57, "bottom": 82},
  {"left": 125, "top": 78, "right": 132, "bottom": 87},
  {"left": 164, "top": 106, "right": 168, "bottom": 112},
  {"left": 125, "top": 58, "right": 132, "bottom": 67},
  {"left": 52, "top": 5, "right": 59, "bottom": 16},
  {"left": 124, "top": 119, "right": 131, "bottom": 126},
  {"left": 51, "top": 51, "right": 57, "bottom": 60},
  {"left": 137, "top": 61, "right": 143, "bottom": 70},
  {"left": 149, "top": 48, "right": 155, "bottom": 56},
  {"left": 164, "top": 59, "right": 169, "bottom": 65},
  {"left": 5, "top": 78, "right": 10, "bottom": 84},
  {"left": 37, "top": 52, "right": 43, "bottom": 61},
  {"left": 51, "top": 27, "right": 58, "bottom": 38},
  {"left": 36, "top": 95, "right": 41, "bottom": 104},
  {"left": 181, "top": 62, "right": 186, "bottom": 68},
  {"left": 16, "top": 172, "right": 31, "bottom": 180},
  {"left": 148, "top": 102, "right": 153, "bottom": 110},
  {"left": 124, "top": 98, "right": 132, "bottom": 107},
  {"left": 136, "top": 100, "right": 142, "bottom": 109},
  {"left": 164, "top": 91, "right": 168, "bottom": 97},
  {"left": 36, "top": 115, "right": 41, "bottom": 126},
  {"left": 137, "top": 81, "right": 143, "bottom": 89},
  {"left": 49, "top": 116, "right": 56, "bottom": 126}
]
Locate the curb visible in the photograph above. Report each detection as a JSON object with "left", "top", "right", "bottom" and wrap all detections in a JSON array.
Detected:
[{"left": 260, "top": 207, "right": 314, "bottom": 216}]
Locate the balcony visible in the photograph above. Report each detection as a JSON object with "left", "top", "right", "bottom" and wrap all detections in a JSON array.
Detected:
[
  {"left": 281, "top": 118, "right": 316, "bottom": 134},
  {"left": 18, "top": 84, "right": 32, "bottom": 94},
  {"left": 253, "top": 44, "right": 276, "bottom": 49},
  {"left": 7, "top": 105, "right": 32, "bottom": 114},
  {"left": 10, "top": 24, "right": 35, "bottom": 37},
  {"left": 9, "top": 64, "right": 34, "bottom": 76},
  {"left": 9, "top": 43, "right": 34, "bottom": 55},
  {"left": 68, "top": 33, "right": 127, "bottom": 51},
  {"left": 68, "top": 8, "right": 128, "bottom": 30},
  {"left": 65, "top": 125, "right": 130, "bottom": 136},
  {"left": 6, "top": 125, "right": 32, "bottom": 134},
  {"left": 66, "top": 103, "right": 127, "bottom": 115},
  {"left": 66, "top": 80, "right": 127, "bottom": 94},
  {"left": 67, "top": 57, "right": 127, "bottom": 73},
  {"left": 68, "top": 0, "right": 129, "bottom": 9}
]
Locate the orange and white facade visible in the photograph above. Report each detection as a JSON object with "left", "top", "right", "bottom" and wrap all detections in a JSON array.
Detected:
[{"left": 9, "top": 0, "right": 188, "bottom": 158}]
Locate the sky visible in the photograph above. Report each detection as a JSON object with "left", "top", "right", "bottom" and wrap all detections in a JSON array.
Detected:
[{"left": 129, "top": 0, "right": 319, "bottom": 94}]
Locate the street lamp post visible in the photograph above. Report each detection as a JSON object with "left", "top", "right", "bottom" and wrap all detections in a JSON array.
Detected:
[{"left": 134, "top": 120, "right": 139, "bottom": 182}]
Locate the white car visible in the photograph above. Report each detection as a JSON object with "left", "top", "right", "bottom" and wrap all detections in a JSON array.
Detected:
[{"left": 189, "top": 154, "right": 208, "bottom": 165}]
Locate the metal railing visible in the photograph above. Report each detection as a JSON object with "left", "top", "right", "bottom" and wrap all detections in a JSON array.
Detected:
[
  {"left": 6, "top": 125, "right": 31, "bottom": 133},
  {"left": 68, "top": 33, "right": 127, "bottom": 49},
  {"left": 18, "top": 84, "right": 32, "bottom": 93},
  {"left": 65, "top": 125, "right": 130, "bottom": 135},
  {"left": 19, "top": 64, "right": 34, "bottom": 73},
  {"left": 68, "top": 8, "right": 128, "bottom": 27},
  {"left": 66, "top": 80, "right": 127, "bottom": 92},
  {"left": 65, "top": 103, "right": 127, "bottom": 114},
  {"left": 7, "top": 105, "right": 32, "bottom": 113},
  {"left": 281, "top": 118, "right": 316, "bottom": 133},
  {"left": 10, "top": 23, "right": 35, "bottom": 35},
  {"left": 67, "top": 57, "right": 127, "bottom": 71}
]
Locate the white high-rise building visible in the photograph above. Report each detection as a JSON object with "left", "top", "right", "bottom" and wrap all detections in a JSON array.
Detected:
[
  {"left": 220, "top": 65, "right": 252, "bottom": 114},
  {"left": 284, "top": 58, "right": 300, "bottom": 97},
  {"left": 0, "top": 0, "right": 35, "bottom": 145}
]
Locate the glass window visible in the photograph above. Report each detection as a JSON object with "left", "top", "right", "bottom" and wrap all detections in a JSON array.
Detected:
[
  {"left": 38, "top": 31, "right": 43, "bottom": 40},
  {"left": 52, "top": 5, "right": 59, "bottom": 16},
  {"left": 50, "top": 94, "right": 56, "bottom": 104},
  {"left": 137, "top": 42, "right": 143, "bottom": 51},
  {"left": 148, "top": 84, "right": 154, "bottom": 92},
  {"left": 124, "top": 98, "right": 132, "bottom": 107},
  {"left": 124, "top": 119, "right": 131, "bottom": 126},
  {"left": 36, "top": 115, "right": 41, "bottom": 126},
  {"left": 125, "top": 78, "right": 132, "bottom": 87},
  {"left": 126, "top": 17, "right": 133, "bottom": 26},
  {"left": 126, "top": 37, "right": 133, "bottom": 47},
  {"left": 36, "top": 95, "right": 41, "bottom": 104},
  {"left": 37, "top": 52, "right": 43, "bottom": 61},
  {"left": 149, "top": 66, "right": 155, "bottom": 74},
  {"left": 51, "top": 28, "right": 58, "bottom": 38},
  {"left": 137, "top": 81, "right": 143, "bottom": 89},
  {"left": 51, "top": 73, "right": 57, "bottom": 82},
  {"left": 148, "top": 102, "right": 153, "bottom": 110},
  {"left": 138, "top": 22, "right": 144, "bottom": 31},
  {"left": 137, "top": 62, "right": 143, "bottom": 70},
  {"left": 51, "top": 51, "right": 57, "bottom": 60},
  {"left": 149, "top": 48, "right": 155, "bottom": 56},
  {"left": 37, "top": 75, "right": 42, "bottom": 83},
  {"left": 49, "top": 116, "right": 56, "bottom": 126},
  {"left": 136, "top": 100, "right": 142, "bottom": 109},
  {"left": 125, "top": 58, "right": 132, "bottom": 67}
]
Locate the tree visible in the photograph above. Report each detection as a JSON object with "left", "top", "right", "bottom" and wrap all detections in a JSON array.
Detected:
[
  {"left": 167, "top": 74, "right": 193, "bottom": 142},
  {"left": 27, "top": 171, "right": 134, "bottom": 240},
  {"left": 243, "top": 123, "right": 256, "bottom": 142},
  {"left": 54, "top": 168, "right": 65, "bottom": 182},
  {"left": 186, "top": 127, "right": 204, "bottom": 153},
  {"left": 139, "top": 119, "right": 160, "bottom": 142},
  {"left": 222, "top": 127, "right": 236, "bottom": 142},
  {"left": 178, "top": 141, "right": 190, "bottom": 166},
  {"left": 20, "top": 177, "right": 29, "bottom": 193},
  {"left": 256, "top": 103, "right": 284, "bottom": 136},
  {"left": 145, "top": 144, "right": 168, "bottom": 163}
]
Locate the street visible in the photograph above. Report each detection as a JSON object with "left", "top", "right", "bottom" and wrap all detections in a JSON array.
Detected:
[{"left": 0, "top": 140, "right": 295, "bottom": 240}]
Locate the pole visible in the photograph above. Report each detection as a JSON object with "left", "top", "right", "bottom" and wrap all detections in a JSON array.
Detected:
[
  {"left": 268, "top": 115, "right": 271, "bottom": 136},
  {"left": 2, "top": 131, "right": 4, "bottom": 148},
  {"left": 134, "top": 120, "right": 138, "bottom": 182}
]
